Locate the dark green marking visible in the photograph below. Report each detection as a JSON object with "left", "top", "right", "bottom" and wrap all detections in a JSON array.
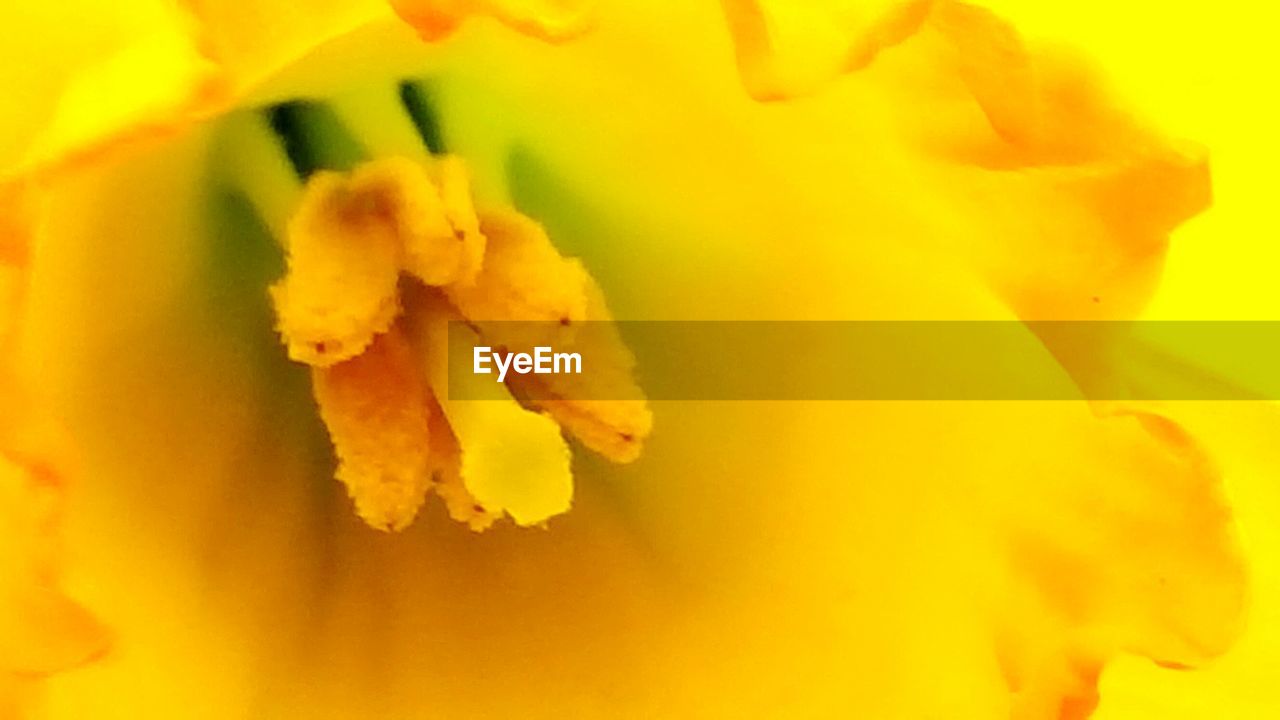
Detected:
[
  {"left": 264, "top": 101, "right": 368, "bottom": 178},
  {"left": 399, "top": 80, "right": 447, "bottom": 155}
]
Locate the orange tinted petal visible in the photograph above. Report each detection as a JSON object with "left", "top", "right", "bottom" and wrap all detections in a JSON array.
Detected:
[
  {"left": 0, "top": 183, "right": 37, "bottom": 357},
  {"left": 388, "top": 0, "right": 595, "bottom": 42},
  {"left": 885, "top": 3, "right": 1213, "bottom": 320},
  {"left": 989, "top": 407, "right": 1246, "bottom": 715},
  {"left": 1, "top": 451, "right": 110, "bottom": 680}
]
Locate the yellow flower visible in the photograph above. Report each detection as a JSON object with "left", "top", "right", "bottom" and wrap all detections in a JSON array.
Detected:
[{"left": 0, "top": 0, "right": 1273, "bottom": 718}]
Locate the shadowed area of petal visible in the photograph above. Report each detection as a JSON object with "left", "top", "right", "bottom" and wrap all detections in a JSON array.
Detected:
[
  {"left": 0, "top": 587, "right": 110, "bottom": 677},
  {"left": 0, "top": 76, "right": 111, "bottom": 707}
]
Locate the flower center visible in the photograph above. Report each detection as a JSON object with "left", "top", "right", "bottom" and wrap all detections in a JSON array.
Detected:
[{"left": 247, "top": 85, "right": 651, "bottom": 532}]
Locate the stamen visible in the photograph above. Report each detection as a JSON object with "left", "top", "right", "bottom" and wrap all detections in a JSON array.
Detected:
[
  {"left": 400, "top": 156, "right": 486, "bottom": 287},
  {"left": 526, "top": 396, "right": 651, "bottom": 463},
  {"left": 450, "top": 400, "right": 573, "bottom": 526},
  {"left": 444, "top": 207, "right": 590, "bottom": 350},
  {"left": 431, "top": 156, "right": 486, "bottom": 282},
  {"left": 310, "top": 326, "right": 433, "bottom": 532},
  {"left": 265, "top": 150, "right": 649, "bottom": 531},
  {"left": 414, "top": 294, "right": 574, "bottom": 527},
  {"left": 426, "top": 398, "right": 500, "bottom": 531},
  {"left": 269, "top": 169, "right": 404, "bottom": 367},
  {"left": 508, "top": 282, "right": 652, "bottom": 463}
]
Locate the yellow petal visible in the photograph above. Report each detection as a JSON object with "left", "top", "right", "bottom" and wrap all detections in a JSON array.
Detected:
[
  {"left": 985, "top": 407, "right": 1246, "bottom": 716},
  {"left": 184, "top": 0, "right": 389, "bottom": 89},
  {"left": 311, "top": 325, "right": 433, "bottom": 532},
  {"left": 3, "top": 0, "right": 1265, "bottom": 716},
  {"left": 888, "top": 2, "right": 1213, "bottom": 320},
  {"left": 0, "top": 3, "right": 233, "bottom": 197},
  {"left": 0, "top": 586, "right": 110, "bottom": 677},
  {"left": 720, "top": 0, "right": 932, "bottom": 100},
  {"left": 0, "top": 183, "right": 36, "bottom": 355},
  {"left": 1, "top": 450, "right": 110, "bottom": 678},
  {"left": 0, "top": 0, "right": 387, "bottom": 188},
  {"left": 388, "top": 0, "right": 595, "bottom": 42}
]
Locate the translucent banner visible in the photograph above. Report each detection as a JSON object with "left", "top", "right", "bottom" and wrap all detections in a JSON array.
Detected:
[{"left": 445, "top": 321, "right": 1280, "bottom": 401}]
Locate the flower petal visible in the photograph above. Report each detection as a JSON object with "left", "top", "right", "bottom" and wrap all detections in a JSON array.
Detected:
[
  {"left": 0, "top": 184, "right": 36, "bottom": 353},
  {"left": 857, "top": 1, "right": 1215, "bottom": 321},
  {"left": 0, "top": 0, "right": 229, "bottom": 193},
  {"left": 3, "top": 1, "right": 1258, "bottom": 717},
  {"left": 1, "top": 451, "right": 110, "bottom": 678},
  {"left": 984, "top": 407, "right": 1246, "bottom": 715},
  {"left": 183, "top": 0, "right": 390, "bottom": 88},
  {"left": 1, "top": 0, "right": 392, "bottom": 184},
  {"left": 720, "top": 0, "right": 932, "bottom": 100},
  {"left": 388, "top": 0, "right": 596, "bottom": 42}
]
